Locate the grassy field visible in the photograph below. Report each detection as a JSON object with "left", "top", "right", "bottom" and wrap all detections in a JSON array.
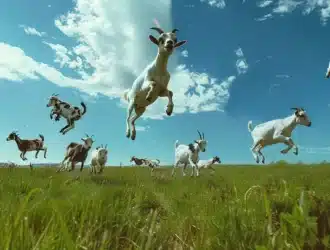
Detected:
[{"left": 0, "top": 164, "right": 330, "bottom": 250}]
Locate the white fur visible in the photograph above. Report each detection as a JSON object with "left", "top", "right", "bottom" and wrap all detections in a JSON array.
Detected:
[
  {"left": 123, "top": 28, "right": 186, "bottom": 140},
  {"left": 172, "top": 132, "right": 207, "bottom": 177},
  {"left": 197, "top": 157, "right": 220, "bottom": 170},
  {"left": 248, "top": 108, "right": 312, "bottom": 164},
  {"left": 326, "top": 61, "right": 330, "bottom": 78},
  {"left": 90, "top": 146, "right": 108, "bottom": 174}
]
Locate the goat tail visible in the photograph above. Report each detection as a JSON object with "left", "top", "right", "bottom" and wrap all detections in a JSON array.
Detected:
[
  {"left": 80, "top": 102, "right": 87, "bottom": 115},
  {"left": 39, "top": 134, "right": 44, "bottom": 141},
  {"left": 247, "top": 121, "right": 254, "bottom": 133},
  {"left": 123, "top": 89, "right": 129, "bottom": 102},
  {"left": 174, "top": 140, "right": 179, "bottom": 149}
]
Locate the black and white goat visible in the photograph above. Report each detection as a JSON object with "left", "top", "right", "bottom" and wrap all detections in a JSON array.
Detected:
[
  {"left": 90, "top": 144, "right": 108, "bottom": 174},
  {"left": 172, "top": 130, "right": 207, "bottom": 177},
  {"left": 57, "top": 134, "right": 94, "bottom": 172},
  {"left": 46, "top": 94, "right": 87, "bottom": 135},
  {"left": 197, "top": 156, "right": 221, "bottom": 171},
  {"left": 123, "top": 27, "right": 187, "bottom": 140}
]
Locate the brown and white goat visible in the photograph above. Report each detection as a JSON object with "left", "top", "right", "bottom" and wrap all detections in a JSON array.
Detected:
[
  {"left": 130, "top": 156, "right": 160, "bottom": 172},
  {"left": 46, "top": 94, "right": 87, "bottom": 135},
  {"left": 6, "top": 131, "right": 47, "bottom": 161},
  {"left": 57, "top": 134, "right": 94, "bottom": 172}
]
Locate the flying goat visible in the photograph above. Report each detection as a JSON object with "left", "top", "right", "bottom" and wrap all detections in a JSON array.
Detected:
[
  {"left": 90, "top": 144, "right": 108, "bottom": 174},
  {"left": 46, "top": 94, "right": 87, "bottom": 135},
  {"left": 123, "top": 27, "right": 187, "bottom": 140},
  {"left": 6, "top": 131, "right": 47, "bottom": 161},
  {"left": 248, "top": 107, "right": 312, "bottom": 164},
  {"left": 172, "top": 130, "right": 207, "bottom": 177},
  {"left": 57, "top": 134, "right": 95, "bottom": 172}
]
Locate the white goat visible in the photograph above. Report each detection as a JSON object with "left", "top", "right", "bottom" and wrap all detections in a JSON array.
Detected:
[
  {"left": 248, "top": 107, "right": 312, "bottom": 164},
  {"left": 90, "top": 144, "right": 108, "bottom": 174},
  {"left": 197, "top": 156, "right": 221, "bottom": 171},
  {"left": 326, "top": 61, "right": 330, "bottom": 78},
  {"left": 172, "top": 130, "right": 207, "bottom": 177},
  {"left": 46, "top": 94, "right": 87, "bottom": 135},
  {"left": 123, "top": 27, "right": 187, "bottom": 140}
]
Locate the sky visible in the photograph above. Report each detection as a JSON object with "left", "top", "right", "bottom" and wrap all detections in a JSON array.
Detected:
[{"left": 1, "top": 0, "right": 330, "bottom": 166}]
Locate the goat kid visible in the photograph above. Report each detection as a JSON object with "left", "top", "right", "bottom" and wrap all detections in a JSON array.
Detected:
[
  {"left": 196, "top": 156, "right": 221, "bottom": 171},
  {"left": 248, "top": 107, "right": 312, "bottom": 164},
  {"left": 46, "top": 94, "right": 87, "bottom": 135},
  {"left": 130, "top": 156, "right": 146, "bottom": 166},
  {"left": 172, "top": 130, "right": 207, "bottom": 177},
  {"left": 90, "top": 144, "right": 108, "bottom": 174},
  {"left": 6, "top": 131, "right": 47, "bottom": 161},
  {"left": 123, "top": 27, "right": 187, "bottom": 140},
  {"left": 57, "top": 134, "right": 94, "bottom": 172}
]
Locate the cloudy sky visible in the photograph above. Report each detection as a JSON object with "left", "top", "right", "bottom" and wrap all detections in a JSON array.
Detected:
[{"left": 1, "top": 0, "right": 330, "bottom": 165}]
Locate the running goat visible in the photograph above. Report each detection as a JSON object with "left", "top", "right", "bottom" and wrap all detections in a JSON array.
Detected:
[
  {"left": 172, "top": 130, "right": 207, "bottom": 177},
  {"left": 123, "top": 27, "right": 187, "bottom": 140},
  {"left": 248, "top": 107, "right": 312, "bottom": 164},
  {"left": 90, "top": 144, "right": 108, "bottom": 174},
  {"left": 57, "top": 134, "right": 94, "bottom": 172},
  {"left": 46, "top": 94, "right": 87, "bottom": 135},
  {"left": 6, "top": 131, "right": 47, "bottom": 161},
  {"left": 197, "top": 156, "right": 221, "bottom": 171}
]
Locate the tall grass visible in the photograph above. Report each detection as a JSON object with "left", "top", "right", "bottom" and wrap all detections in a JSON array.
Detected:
[{"left": 0, "top": 164, "right": 329, "bottom": 249}]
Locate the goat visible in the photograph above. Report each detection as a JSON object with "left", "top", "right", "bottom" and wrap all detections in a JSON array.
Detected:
[
  {"left": 123, "top": 27, "right": 187, "bottom": 140},
  {"left": 326, "top": 61, "right": 330, "bottom": 78},
  {"left": 248, "top": 107, "right": 312, "bottom": 164},
  {"left": 6, "top": 131, "right": 47, "bottom": 161},
  {"left": 46, "top": 94, "right": 87, "bottom": 135},
  {"left": 142, "top": 158, "right": 161, "bottom": 172},
  {"left": 196, "top": 156, "right": 221, "bottom": 171},
  {"left": 57, "top": 134, "right": 94, "bottom": 172},
  {"left": 90, "top": 144, "right": 108, "bottom": 174},
  {"left": 172, "top": 130, "right": 207, "bottom": 177},
  {"left": 130, "top": 156, "right": 146, "bottom": 166}
]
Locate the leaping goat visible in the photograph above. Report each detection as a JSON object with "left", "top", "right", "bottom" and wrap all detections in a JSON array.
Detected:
[
  {"left": 248, "top": 107, "right": 311, "bottom": 164},
  {"left": 123, "top": 27, "right": 187, "bottom": 140},
  {"left": 6, "top": 131, "right": 47, "bottom": 161},
  {"left": 46, "top": 94, "right": 87, "bottom": 135},
  {"left": 57, "top": 134, "right": 94, "bottom": 172},
  {"left": 172, "top": 130, "right": 207, "bottom": 177}
]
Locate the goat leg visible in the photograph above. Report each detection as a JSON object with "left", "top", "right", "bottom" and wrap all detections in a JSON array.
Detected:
[
  {"left": 80, "top": 161, "right": 85, "bottom": 172},
  {"left": 159, "top": 89, "right": 174, "bottom": 116},
  {"left": 35, "top": 150, "right": 39, "bottom": 158}
]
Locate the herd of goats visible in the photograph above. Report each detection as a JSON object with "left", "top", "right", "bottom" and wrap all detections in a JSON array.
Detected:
[{"left": 4, "top": 26, "right": 330, "bottom": 176}]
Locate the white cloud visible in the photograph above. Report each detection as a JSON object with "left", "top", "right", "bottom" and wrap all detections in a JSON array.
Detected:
[
  {"left": 299, "top": 145, "right": 330, "bottom": 154},
  {"left": 257, "top": 0, "right": 330, "bottom": 24},
  {"left": 135, "top": 125, "right": 150, "bottom": 132},
  {"left": 181, "top": 50, "right": 189, "bottom": 57},
  {"left": 19, "top": 25, "right": 46, "bottom": 37},
  {"left": 0, "top": 0, "right": 239, "bottom": 120},
  {"left": 234, "top": 47, "right": 249, "bottom": 74},
  {"left": 275, "top": 74, "right": 290, "bottom": 78},
  {"left": 200, "top": 0, "right": 226, "bottom": 8},
  {"left": 255, "top": 13, "right": 274, "bottom": 21},
  {"left": 257, "top": 0, "right": 273, "bottom": 7}
]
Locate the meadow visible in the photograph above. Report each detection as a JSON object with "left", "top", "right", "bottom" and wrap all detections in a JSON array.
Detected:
[{"left": 1, "top": 164, "right": 330, "bottom": 250}]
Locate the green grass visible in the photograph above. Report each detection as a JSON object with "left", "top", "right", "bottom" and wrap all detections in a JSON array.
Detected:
[{"left": 1, "top": 164, "right": 330, "bottom": 250}]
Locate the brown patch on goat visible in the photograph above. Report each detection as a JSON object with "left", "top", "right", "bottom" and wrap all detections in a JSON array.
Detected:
[{"left": 6, "top": 132, "right": 47, "bottom": 161}]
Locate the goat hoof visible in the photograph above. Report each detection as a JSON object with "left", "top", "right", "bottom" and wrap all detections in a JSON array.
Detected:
[
  {"left": 262, "top": 160, "right": 265, "bottom": 164},
  {"left": 131, "top": 134, "right": 136, "bottom": 140},
  {"left": 166, "top": 110, "right": 172, "bottom": 116}
]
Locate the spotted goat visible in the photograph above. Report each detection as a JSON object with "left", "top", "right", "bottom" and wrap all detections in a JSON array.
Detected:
[
  {"left": 6, "top": 131, "right": 47, "bottom": 161},
  {"left": 57, "top": 134, "right": 95, "bottom": 172},
  {"left": 46, "top": 94, "right": 87, "bottom": 135}
]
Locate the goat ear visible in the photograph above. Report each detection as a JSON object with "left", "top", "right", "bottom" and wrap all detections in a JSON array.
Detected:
[
  {"left": 149, "top": 35, "right": 159, "bottom": 45},
  {"left": 174, "top": 40, "right": 187, "bottom": 48}
]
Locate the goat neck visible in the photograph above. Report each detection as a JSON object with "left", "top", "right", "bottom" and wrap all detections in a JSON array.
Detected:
[
  {"left": 14, "top": 135, "right": 22, "bottom": 148},
  {"left": 192, "top": 142, "right": 200, "bottom": 154},
  {"left": 154, "top": 51, "right": 170, "bottom": 73},
  {"left": 282, "top": 114, "right": 298, "bottom": 134}
]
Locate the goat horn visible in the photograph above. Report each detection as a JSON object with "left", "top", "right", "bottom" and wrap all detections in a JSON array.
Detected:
[
  {"left": 85, "top": 133, "right": 89, "bottom": 137},
  {"left": 202, "top": 132, "right": 205, "bottom": 139},
  {"left": 172, "top": 28, "right": 179, "bottom": 33},
  {"left": 197, "top": 130, "right": 202, "bottom": 139},
  {"left": 150, "top": 27, "right": 164, "bottom": 34},
  {"left": 291, "top": 108, "right": 298, "bottom": 110}
]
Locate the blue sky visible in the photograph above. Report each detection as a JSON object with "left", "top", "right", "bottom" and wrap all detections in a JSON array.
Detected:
[{"left": 1, "top": 0, "right": 330, "bottom": 165}]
